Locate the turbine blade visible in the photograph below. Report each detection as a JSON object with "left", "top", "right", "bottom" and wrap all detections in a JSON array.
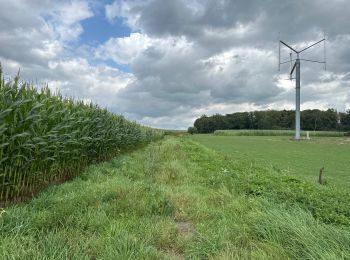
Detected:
[
  {"left": 280, "top": 40, "right": 298, "bottom": 53},
  {"left": 299, "top": 38, "right": 325, "bottom": 53}
]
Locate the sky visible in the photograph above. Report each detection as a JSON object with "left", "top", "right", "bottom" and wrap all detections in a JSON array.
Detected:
[{"left": 0, "top": 0, "right": 349, "bottom": 129}]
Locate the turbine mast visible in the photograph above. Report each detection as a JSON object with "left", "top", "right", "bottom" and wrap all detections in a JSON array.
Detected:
[
  {"left": 295, "top": 54, "right": 300, "bottom": 139},
  {"left": 278, "top": 36, "right": 326, "bottom": 140}
]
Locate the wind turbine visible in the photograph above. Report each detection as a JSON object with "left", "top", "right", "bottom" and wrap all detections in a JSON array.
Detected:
[{"left": 279, "top": 34, "right": 326, "bottom": 139}]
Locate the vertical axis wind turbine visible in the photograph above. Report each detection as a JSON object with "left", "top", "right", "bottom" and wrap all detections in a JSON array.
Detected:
[{"left": 279, "top": 34, "right": 326, "bottom": 139}]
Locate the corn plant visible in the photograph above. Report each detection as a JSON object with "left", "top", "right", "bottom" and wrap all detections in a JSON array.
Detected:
[{"left": 0, "top": 66, "right": 164, "bottom": 202}]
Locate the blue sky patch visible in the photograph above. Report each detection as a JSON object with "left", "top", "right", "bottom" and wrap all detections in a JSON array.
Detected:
[{"left": 80, "top": 15, "right": 131, "bottom": 46}]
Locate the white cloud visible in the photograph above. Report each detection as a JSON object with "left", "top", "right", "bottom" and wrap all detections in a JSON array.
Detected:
[
  {"left": 31, "top": 39, "right": 62, "bottom": 60},
  {"left": 95, "top": 33, "right": 152, "bottom": 64},
  {"left": 48, "top": 0, "right": 93, "bottom": 42},
  {"left": 46, "top": 58, "right": 134, "bottom": 104},
  {"left": 94, "top": 32, "right": 195, "bottom": 65}
]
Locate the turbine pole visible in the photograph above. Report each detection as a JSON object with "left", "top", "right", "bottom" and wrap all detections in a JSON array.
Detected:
[
  {"left": 295, "top": 55, "right": 301, "bottom": 139},
  {"left": 279, "top": 36, "right": 325, "bottom": 140}
]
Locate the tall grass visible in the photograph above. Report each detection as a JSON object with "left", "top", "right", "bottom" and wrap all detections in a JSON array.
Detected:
[
  {"left": 0, "top": 66, "right": 163, "bottom": 202},
  {"left": 214, "top": 129, "right": 346, "bottom": 137}
]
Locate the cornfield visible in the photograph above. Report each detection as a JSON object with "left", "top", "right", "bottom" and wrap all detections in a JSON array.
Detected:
[{"left": 0, "top": 66, "right": 164, "bottom": 202}]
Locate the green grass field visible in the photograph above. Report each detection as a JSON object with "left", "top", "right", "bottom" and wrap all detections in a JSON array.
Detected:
[
  {"left": 1, "top": 137, "right": 350, "bottom": 259},
  {"left": 214, "top": 129, "right": 347, "bottom": 137},
  {"left": 191, "top": 135, "right": 350, "bottom": 188}
]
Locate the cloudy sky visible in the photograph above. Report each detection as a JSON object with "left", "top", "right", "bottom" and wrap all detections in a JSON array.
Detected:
[{"left": 1, "top": 0, "right": 349, "bottom": 129}]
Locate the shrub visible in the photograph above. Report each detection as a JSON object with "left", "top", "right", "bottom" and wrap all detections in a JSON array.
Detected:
[{"left": 187, "top": 127, "right": 198, "bottom": 135}]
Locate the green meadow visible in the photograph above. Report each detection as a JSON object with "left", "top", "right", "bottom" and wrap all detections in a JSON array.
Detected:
[
  {"left": 191, "top": 134, "right": 350, "bottom": 188},
  {"left": 1, "top": 136, "right": 350, "bottom": 259}
]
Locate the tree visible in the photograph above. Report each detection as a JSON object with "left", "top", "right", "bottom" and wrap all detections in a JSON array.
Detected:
[
  {"left": 340, "top": 110, "right": 350, "bottom": 131},
  {"left": 187, "top": 126, "right": 198, "bottom": 135}
]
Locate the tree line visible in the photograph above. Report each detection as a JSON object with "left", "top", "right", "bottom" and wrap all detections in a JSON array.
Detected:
[{"left": 189, "top": 109, "right": 350, "bottom": 133}]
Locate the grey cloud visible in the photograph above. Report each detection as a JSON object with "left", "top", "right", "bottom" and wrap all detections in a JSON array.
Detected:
[
  {"left": 137, "top": 0, "right": 196, "bottom": 37},
  {"left": 102, "top": 0, "right": 350, "bottom": 128},
  {"left": 0, "top": 0, "right": 50, "bottom": 31},
  {"left": 117, "top": 44, "right": 283, "bottom": 122},
  {"left": 111, "top": 0, "right": 350, "bottom": 45}
]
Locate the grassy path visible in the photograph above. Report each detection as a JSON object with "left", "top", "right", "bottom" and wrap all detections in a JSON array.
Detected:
[{"left": 1, "top": 137, "right": 350, "bottom": 259}]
